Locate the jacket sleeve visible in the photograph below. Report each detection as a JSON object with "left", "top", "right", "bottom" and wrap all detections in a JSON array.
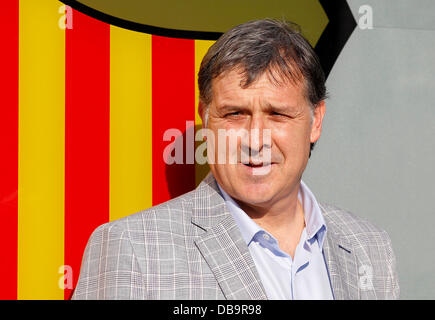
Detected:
[
  {"left": 383, "top": 231, "right": 400, "bottom": 299},
  {"left": 71, "top": 223, "right": 145, "bottom": 300}
]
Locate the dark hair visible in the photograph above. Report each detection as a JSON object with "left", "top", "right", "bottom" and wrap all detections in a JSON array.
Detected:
[{"left": 198, "top": 19, "right": 327, "bottom": 155}]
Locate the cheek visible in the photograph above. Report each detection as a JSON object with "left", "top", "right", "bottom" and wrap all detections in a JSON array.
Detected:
[
  {"left": 273, "top": 124, "right": 310, "bottom": 146},
  {"left": 272, "top": 125, "right": 311, "bottom": 160}
]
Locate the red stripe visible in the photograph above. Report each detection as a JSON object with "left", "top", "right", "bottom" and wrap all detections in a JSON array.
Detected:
[
  {"left": 0, "top": 0, "right": 18, "bottom": 300},
  {"left": 152, "top": 36, "right": 196, "bottom": 205},
  {"left": 65, "top": 9, "right": 110, "bottom": 300}
]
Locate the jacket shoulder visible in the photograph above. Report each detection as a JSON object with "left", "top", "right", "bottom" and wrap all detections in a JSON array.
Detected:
[
  {"left": 81, "top": 189, "right": 197, "bottom": 274},
  {"left": 102, "top": 189, "right": 196, "bottom": 234},
  {"left": 319, "top": 202, "right": 400, "bottom": 299},
  {"left": 72, "top": 190, "right": 197, "bottom": 299},
  {"left": 319, "top": 202, "right": 388, "bottom": 239}
]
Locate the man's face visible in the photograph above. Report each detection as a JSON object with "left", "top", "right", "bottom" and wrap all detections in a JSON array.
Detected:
[{"left": 202, "top": 68, "right": 325, "bottom": 209}]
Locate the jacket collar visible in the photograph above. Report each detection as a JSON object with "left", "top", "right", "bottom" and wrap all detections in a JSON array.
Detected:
[
  {"left": 319, "top": 203, "right": 360, "bottom": 300},
  {"left": 191, "top": 173, "right": 267, "bottom": 300},
  {"left": 191, "top": 172, "right": 231, "bottom": 230}
]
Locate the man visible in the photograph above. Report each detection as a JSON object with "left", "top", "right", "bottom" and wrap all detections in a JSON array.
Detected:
[{"left": 72, "top": 19, "right": 399, "bottom": 300}]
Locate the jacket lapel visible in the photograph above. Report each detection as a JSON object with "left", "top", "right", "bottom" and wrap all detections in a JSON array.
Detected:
[
  {"left": 191, "top": 174, "right": 267, "bottom": 300},
  {"left": 322, "top": 214, "right": 360, "bottom": 300}
]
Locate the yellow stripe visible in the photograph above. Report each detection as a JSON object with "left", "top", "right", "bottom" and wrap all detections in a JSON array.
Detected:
[
  {"left": 194, "top": 40, "right": 214, "bottom": 186},
  {"left": 18, "top": 0, "right": 65, "bottom": 299},
  {"left": 110, "top": 27, "right": 152, "bottom": 221}
]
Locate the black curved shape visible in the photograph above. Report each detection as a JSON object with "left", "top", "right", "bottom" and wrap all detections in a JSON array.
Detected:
[
  {"left": 315, "top": 0, "right": 357, "bottom": 77},
  {"left": 61, "top": 0, "right": 356, "bottom": 77},
  {"left": 60, "top": 0, "right": 222, "bottom": 40}
]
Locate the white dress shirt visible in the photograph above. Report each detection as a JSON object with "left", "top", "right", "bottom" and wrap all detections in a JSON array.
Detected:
[{"left": 218, "top": 180, "right": 334, "bottom": 300}]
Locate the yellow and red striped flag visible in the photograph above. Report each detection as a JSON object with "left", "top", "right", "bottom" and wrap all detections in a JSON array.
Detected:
[{"left": 0, "top": 0, "right": 213, "bottom": 300}]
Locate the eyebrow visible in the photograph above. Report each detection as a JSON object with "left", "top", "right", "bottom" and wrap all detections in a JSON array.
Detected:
[
  {"left": 217, "top": 105, "right": 247, "bottom": 112},
  {"left": 264, "top": 103, "right": 297, "bottom": 113},
  {"left": 217, "top": 103, "right": 298, "bottom": 113}
]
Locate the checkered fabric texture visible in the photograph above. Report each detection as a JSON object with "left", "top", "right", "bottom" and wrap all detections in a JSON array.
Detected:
[{"left": 72, "top": 174, "right": 399, "bottom": 300}]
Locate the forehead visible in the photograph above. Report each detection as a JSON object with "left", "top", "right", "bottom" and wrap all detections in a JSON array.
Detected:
[{"left": 211, "top": 68, "right": 307, "bottom": 106}]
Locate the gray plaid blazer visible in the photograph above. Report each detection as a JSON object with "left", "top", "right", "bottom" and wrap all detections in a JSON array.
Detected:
[{"left": 72, "top": 173, "right": 399, "bottom": 300}]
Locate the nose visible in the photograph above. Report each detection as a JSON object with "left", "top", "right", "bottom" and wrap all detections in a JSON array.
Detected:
[
  {"left": 249, "top": 114, "right": 266, "bottom": 154},
  {"left": 240, "top": 114, "right": 271, "bottom": 162}
]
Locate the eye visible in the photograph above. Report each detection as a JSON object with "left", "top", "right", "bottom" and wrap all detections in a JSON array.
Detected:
[
  {"left": 271, "top": 111, "right": 287, "bottom": 117},
  {"left": 225, "top": 111, "right": 241, "bottom": 117}
]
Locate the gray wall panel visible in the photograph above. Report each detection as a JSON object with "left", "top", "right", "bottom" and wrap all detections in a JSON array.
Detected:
[{"left": 305, "top": 0, "right": 435, "bottom": 299}]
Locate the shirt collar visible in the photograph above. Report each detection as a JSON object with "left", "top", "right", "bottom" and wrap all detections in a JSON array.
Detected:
[
  {"left": 298, "top": 180, "right": 327, "bottom": 248},
  {"left": 217, "top": 180, "right": 327, "bottom": 249}
]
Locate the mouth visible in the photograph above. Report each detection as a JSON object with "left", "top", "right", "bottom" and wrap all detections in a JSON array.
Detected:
[
  {"left": 242, "top": 162, "right": 271, "bottom": 168},
  {"left": 240, "top": 161, "right": 275, "bottom": 175}
]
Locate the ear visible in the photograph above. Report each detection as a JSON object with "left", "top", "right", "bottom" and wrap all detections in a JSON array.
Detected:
[
  {"left": 310, "top": 100, "right": 326, "bottom": 143},
  {"left": 198, "top": 99, "right": 208, "bottom": 141},
  {"left": 198, "top": 99, "right": 207, "bottom": 129}
]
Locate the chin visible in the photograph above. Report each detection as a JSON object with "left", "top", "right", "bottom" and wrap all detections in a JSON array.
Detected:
[{"left": 234, "top": 184, "right": 275, "bottom": 205}]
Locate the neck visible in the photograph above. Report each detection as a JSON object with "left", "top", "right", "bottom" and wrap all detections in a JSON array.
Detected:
[{"left": 236, "top": 185, "right": 305, "bottom": 235}]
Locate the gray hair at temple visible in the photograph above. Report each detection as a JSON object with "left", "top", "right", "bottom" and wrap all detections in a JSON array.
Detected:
[{"left": 197, "top": 18, "right": 327, "bottom": 154}]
